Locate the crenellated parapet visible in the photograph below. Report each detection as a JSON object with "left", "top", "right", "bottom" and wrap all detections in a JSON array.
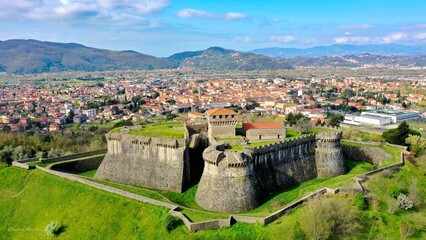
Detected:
[
  {"left": 314, "top": 131, "right": 345, "bottom": 178},
  {"left": 96, "top": 123, "right": 194, "bottom": 193},
  {"left": 196, "top": 132, "right": 346, "bottom": 213}
]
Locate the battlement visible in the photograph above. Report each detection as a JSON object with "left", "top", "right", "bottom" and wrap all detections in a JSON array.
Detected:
[
  {"left": 315, "top": 132, "right": 343, "bottom": 142},
  {"left": 197, "top": 131, "right": 345, "bottom": 212},
  {"left": 252, "top": 134, "right": 316, "bottom": 153}
]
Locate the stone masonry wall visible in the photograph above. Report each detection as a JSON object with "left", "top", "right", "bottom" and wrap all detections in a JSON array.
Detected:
[
  {"left": 246, "top": 128, "right": 286, "bottom": 141},
  {"left": 341, "top": 145, "right": 392, "bottom": 166},
  {"left": 197, "top": 132, "right": 345, "bottom": 213},
  {"left": 95, "top": 128, "right": 190, "bottom": 193},
  {"left": 315, "top": 132, "right": 346, "bottom": 178}
]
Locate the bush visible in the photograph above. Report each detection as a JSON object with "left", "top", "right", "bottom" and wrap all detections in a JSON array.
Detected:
[
  {"left": 388, "top": 184, "right": 404, "bottom": 198},
  {"left": 400, "top": 219, "right": 417, "bottom": 239},
  {"left": 45, "top": 221, "right": 57, "bottom": 236},
  {"left": 353, "top": 193, "right": 368, "bottom": 210},
  {"left": 300, "top": 197, "right": 361, "bottom": 240},
  {"left": 397, "top": 194, "right": 414, "bottom": 210},
  {"left": 163, "top": 215, "right": 182, "bottom": 232},
  {"left": 387, "top": 199, "right": 398, "bottom": 214},
  {"left": 381, "top": 169, "right": 392, "bottom": 178}
]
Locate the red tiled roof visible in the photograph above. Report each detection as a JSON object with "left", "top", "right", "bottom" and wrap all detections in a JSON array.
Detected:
[
  {"left": 243, "top": 122, "right": 283, "bottom": 131},
  {"left": 206, "top": 108, "right": 237, "bottom": 116}
]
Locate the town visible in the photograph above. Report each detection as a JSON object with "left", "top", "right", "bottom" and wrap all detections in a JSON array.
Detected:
[{"left": 0, "top": 70, "right": 424, "bottom": 133}]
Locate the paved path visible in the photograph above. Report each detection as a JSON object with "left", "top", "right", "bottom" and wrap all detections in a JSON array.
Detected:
[{"left": 36, "top": 166, "right": 178, "bottom": 210}]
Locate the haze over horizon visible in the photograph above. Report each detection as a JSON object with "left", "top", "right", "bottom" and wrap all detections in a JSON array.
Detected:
[{"left": 1, "top": 0, "right": 426, "bottom": 57}]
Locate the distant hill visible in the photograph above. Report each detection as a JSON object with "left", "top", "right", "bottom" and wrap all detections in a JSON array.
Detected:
[
  {"left": 168, "top": 47, "right": 292, "bottom": 70},
  {"left": 0, "top": 39, "right": 178, "bottom": 74},
  {"left": 286, "top": 54, "right": 426, "bottom": 68},
  {"left": 1, "top": 40, "right": 426, "bottom": 74},
  {"left": 251, "top": 44, "right": 426, "bottom": 58}
]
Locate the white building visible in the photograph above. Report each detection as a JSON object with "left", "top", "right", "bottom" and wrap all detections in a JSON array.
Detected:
[{"left": 344, "top": 109, "right": 420, "bottom": 126}]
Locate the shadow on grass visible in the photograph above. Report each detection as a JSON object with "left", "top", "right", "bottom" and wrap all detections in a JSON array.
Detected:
[{"left": 54, "top": 224, "right": 67, "bottom": 236}]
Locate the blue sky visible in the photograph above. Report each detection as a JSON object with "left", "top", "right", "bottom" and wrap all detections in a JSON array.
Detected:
[{"left": 0, "top": 0, "right": 425, "bottom": 56}]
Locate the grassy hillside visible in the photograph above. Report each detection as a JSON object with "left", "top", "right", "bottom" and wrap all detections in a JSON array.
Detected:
[{"left": 1, "top": 141, "right": 425, "bottom": 239}]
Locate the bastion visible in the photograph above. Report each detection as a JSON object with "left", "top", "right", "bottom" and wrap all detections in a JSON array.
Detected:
[
  {"left": 96, "top": 117, "right": 346, "bottom": 213},
  {"left": 95, "top": 123, "right": 209, "bottom": 193},
  {"left": 195, "top": 132, "right": 345, "bottom": 213}
]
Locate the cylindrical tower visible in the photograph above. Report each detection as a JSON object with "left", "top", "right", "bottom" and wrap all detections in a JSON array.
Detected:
[
  {"left": 195, "top": 146, "right": 260, "bottom": 213},
  {"left": 315, "top": 132, "right": 346, "bottom": 178}
]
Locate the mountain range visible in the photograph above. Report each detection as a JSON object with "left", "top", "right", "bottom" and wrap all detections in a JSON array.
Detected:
[
  {"left": 0, "top": 39, "right": 425, "bottom": 74},
  {"left": 251, "top": 44, "right": 426, "bottom": 58}
]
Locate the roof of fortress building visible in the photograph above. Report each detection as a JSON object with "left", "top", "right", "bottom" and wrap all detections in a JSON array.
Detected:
[
  {"left": 206, "top": 108, "right": 237, "bottom": 116},
  {"left": 242, "top": 122, "right": 283, "bottom": 131}
]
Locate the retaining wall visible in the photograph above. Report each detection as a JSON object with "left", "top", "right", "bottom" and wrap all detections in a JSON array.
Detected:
[{"left": 40, "top": 149, "right": 107, "bottom": 164}]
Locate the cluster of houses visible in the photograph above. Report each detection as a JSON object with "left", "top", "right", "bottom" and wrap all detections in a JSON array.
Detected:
[{"left": 1, "top": 74, "right": 425, "bottom": 132}]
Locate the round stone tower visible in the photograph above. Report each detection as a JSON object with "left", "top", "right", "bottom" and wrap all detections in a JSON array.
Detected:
[
  {"left": 315, "top": 132, "right": 346, "bottom": 178},
  {"left": 195, "top": 145, "right": 260, "bottom": 213}
]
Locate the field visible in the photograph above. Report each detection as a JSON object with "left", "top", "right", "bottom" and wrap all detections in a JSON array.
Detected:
[{"left": 111, "top": 122, "right": 185, "bottom": 139}]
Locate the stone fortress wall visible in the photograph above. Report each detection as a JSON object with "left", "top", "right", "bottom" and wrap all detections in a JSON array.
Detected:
[
  {"left": 196, "top": 132, "right": 345, "bottom": 213},
  {"left": 95, "top": 125, "right": 192, "bottom": 193}
]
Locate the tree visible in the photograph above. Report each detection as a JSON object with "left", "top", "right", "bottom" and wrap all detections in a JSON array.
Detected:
[
  {"left": 382, "top": 121, "right": 415, "bottom": 145},
  {"left": 2, "top": 125, "right": 11, "bottom": 133},
  {"left": 285, "top": 112, "right": 306, "bottom": 127},
  {"left": 295, "top": 117, "right": 312, "bottom": 133},
  {"left": 300, "top": 197, "right": 361, "bottom": 240},
  {"left": 0, "top": 145, "right": 14, "bottom": 166},
  {"left": 67, "top": 110, "right": 74, "bottom": 123},
  {"left": 405, "top": 135, "right": 426, "bottom": 157},
  {"left": 327, "top": 113, "right": 343, "bottom": 127}
]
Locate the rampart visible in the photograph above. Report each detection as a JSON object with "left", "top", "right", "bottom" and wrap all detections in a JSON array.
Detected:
[
  {"left": 95, "top": 124, "right": 209, "bottom": 193},
  {"left": 196, "top": 132, "right": 345, "bottom": 212},
  {"left": 40, "top": 149, "right": 107, "bottom": 164}
]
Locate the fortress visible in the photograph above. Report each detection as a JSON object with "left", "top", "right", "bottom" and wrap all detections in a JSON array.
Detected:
[{"left": 95, "top": 108, "right": 345, "bottom": 213}]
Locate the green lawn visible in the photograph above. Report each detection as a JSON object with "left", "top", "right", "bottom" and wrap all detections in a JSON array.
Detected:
[
  {"left": 0, "top": 163, "right": 329, "bottom": 239},
  {"left": 78, "top": 169, "right": 97, "bottom": 178},
  {"left": 111, "top": 122, "right": 185, "bottom": 139}
]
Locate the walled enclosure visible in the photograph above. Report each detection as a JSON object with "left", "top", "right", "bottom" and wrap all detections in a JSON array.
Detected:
[
  {"left": 95, "top": 125, "right": 209, "bottom": 193},
  {"left": 196, "top": 132, "right": 345, "bottom": 213},
  {"left": 341, "top": 145, "right": 392, "bottom": 166}
]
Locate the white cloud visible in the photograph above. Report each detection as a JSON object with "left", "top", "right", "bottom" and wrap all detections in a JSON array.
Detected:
[
  {"left": 0, "top": 0, "right": 169, "bottom": 25},
  {"left": 334, "top": 36, "right": 370, "bottom": 44},
  {"left": 176, "top": 8, "right": 214, "bottom": 18},
  {"left": 224, "top": 12, "right": 245, "bottom": 21},
  {"left": 344, "top": 32, "right": 352, "bottom": 35},
  {"left": 337, "top": 24, "right": 373, "bottom": 30},
  {"left": 413, "top": 32, "right": 426, "bottom": 40},
  {"left": 334, "top": 37, "right": 349, "bottom": 44},
  {"left": 176, "top": 8, "right": 245, "bottom": 21},
  {"left": 233, "top": 36, "right": 252, "bottom": 43},
  {"left": 381, "top": 32, "right": 407, "bottom": 43},
  {"left": 269, "top": 35, "right": 296, "bottom": 43}
]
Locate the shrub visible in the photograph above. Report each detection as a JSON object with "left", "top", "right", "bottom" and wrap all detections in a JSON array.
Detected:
[
  {"left": 44, "top": 221, "right": 58, "bottom": 236},
  {"left": 163, "top": 215, "right": 182, "bottom": 232},
  {"left": 400, "top": 219, "right": 417, "bottom": 239},
  {"left": 409, "top": 179, "right": 422, "bottom": 208},
  {"left": 397, "top": 194, "right": 414, "bottom": 210},
  {"left": 381, "top": 169, "right": 392, "bottom": 178},
  {"left": 270, "top": 200, "right": 285, "bottom": 209},
  {"left": 353, "top": 193, "right": 368, "bottom": 210},
  {"left": 300, "top": 197, "right": 361, "bottom": 240},
  {"left": 388, "top": 184, "right": 404, "bottom": 198},
  {"left": 387, "top": 199, "right": 398, "bottom": 214},
  {"left": 44, "top": 221, "right": 66, "bottom": 237}
]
